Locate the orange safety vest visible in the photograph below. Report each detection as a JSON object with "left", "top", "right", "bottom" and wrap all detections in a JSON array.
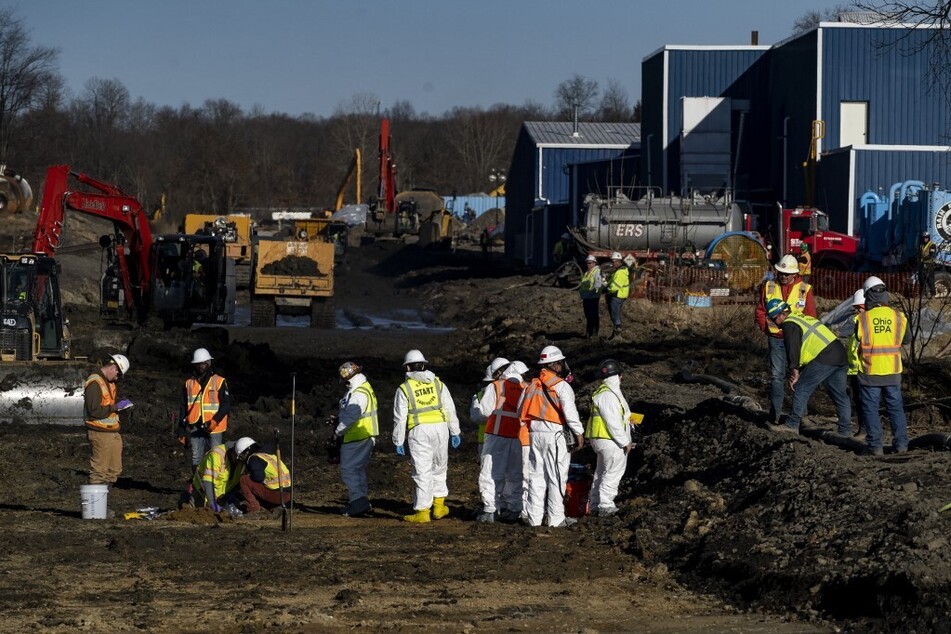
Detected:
[
  {"left": 519, "top": 369, "right": 566, "bottom": 426},
  {"left": 185, "top": 374, "right": 228, "bottom": 433},
  {"left": 763, "top": 280, "right": 811, "bottom": 335},
  {"left": 84, "top": 373, "right": 119, "bottom": 431},
  {"left": 857, "top": 306, "right": 906, "bottom": 376},
  {"left": 485, "top": 377, "right": 525, "bottom": 439}
]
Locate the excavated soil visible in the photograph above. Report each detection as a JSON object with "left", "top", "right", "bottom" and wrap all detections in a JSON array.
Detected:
[
  {"left": 260, "top": 254, "right": 326, "bottom": 277},
  {"left": 1, "top": 220, "right": 951, "bottom": 632}
]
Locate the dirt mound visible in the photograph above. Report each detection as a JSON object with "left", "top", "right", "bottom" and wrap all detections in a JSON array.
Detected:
[
  {"left": 261, "top": 255, "right": 325, "bottom": 276},
  {"left": 631, "top": 397, "right": 951, "bottom": 630}
]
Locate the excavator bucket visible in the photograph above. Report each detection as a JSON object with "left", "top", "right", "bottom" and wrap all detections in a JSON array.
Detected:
[{"left": 0, "top": 363, "right": 87, "bottom": 425}]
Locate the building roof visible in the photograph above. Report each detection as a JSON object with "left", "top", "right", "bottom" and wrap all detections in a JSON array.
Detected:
[{"left": 523, "top": 121, "right": 640, "bottom": 147}]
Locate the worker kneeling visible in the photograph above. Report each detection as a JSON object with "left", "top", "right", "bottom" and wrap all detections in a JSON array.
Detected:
[
  {"left": 238, "top": 440, "right": 292, "bottom": 515},
  {"left": 585, "top": 359, "right": 636, "bottom": 517},
  {"left": 190, "top": 437, "right": 255, "bottom": 513},
  {"left": 766, "top": 299, "right": 851, "bottom": 435}
]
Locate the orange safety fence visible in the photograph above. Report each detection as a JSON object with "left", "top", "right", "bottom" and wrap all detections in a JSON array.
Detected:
[{"left": 637, "top": 264, "right": 919, "bottom": 304}]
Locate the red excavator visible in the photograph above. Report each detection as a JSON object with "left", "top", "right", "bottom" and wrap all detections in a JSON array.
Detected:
[{"left": 34, "top": 165, "right": 235, "bottom": 327}]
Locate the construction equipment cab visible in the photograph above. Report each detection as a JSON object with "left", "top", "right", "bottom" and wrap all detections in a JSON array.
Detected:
[
  {"left": 183, "top": 213, "right": 254, "bottom": 289},
  {"left": 0, "top": 253, "right": 71, "bottom": 361}
]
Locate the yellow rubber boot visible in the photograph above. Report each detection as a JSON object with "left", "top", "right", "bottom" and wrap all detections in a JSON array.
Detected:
[
  {"left": 403, "top": 508, "right": 431, "bottom": 523},
  {"left": 432, "top": 497, "right": 449, "bottom": 520}
]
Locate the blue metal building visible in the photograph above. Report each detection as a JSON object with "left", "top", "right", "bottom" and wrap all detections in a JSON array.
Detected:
[
  {"left": 768, "top": 22, "right": 951, "bottom": 228},
  {"left": 640, "top": 45, "right": 769, "bottom": 198},
  {"left": 646, "top": 18, "right": 951, "bottom": 240},
  {"left": 504, "top": 121, "right": 640, "bottom": 267}
]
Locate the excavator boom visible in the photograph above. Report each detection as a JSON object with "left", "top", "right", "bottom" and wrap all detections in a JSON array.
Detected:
[{"left": 34, "top": 165, "right": 153, "bottom": 319}]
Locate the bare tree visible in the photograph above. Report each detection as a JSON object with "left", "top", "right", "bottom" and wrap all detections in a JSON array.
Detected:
[
  {"left": 443, "top": 106, "right": 513, "bottom": 192},
  {"left": 596, "top": 79, "right": 633, "bottom": 122},
  {"left": 0, "top": 8, "right": 60, "bottom": 161},
  {"left": 331, "top": 92, "right": 382, "bottom": 202},
  {"left": 793, "top": 4, "right": 855, "bottom": 33},
  {"left": 632, "top": 99, "right": 643, "bottom": 123},
  {"left": 554, "top": 74, "right": 599, "bottom": 120}
]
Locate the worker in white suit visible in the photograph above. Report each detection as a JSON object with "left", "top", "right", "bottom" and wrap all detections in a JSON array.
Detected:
[
  {"left": 518, "top": 345, "right": 584, "bottom": 528},
  {"left": 393, "top": 349, "right": 461, "bottom": 523},
  {"left": 471, "top": 357, "right": 510, "bottom": 518},
  {"left": 477, "top": 361, "right": 527, "bottom": 523},
  {"left": 585, "top": 359, "right": 634, "bottom": 517}
]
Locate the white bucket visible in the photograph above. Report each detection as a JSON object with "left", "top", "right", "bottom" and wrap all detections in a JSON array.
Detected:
[{"left": 80, "top": 484, "right": 109, "bottom": 520}]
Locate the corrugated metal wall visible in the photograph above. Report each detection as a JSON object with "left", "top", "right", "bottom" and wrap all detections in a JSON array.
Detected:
[
  {"left": 816, "top": 147, "right": 951, "bottom": 235},
  {"left": 821, "top": 27, "right": 944, "bottom": 148},
  {"left": 767, "top": 31, "right": 819, "bottom": 210},
  {"left": 641, "top": 52, "right": 665, "bottom": 195},
  {"left": 664, "top": 48, "right": 769, "bottom": 195},
  {"left": 504, "top": 129, "right": 538, "bottom": 264}
]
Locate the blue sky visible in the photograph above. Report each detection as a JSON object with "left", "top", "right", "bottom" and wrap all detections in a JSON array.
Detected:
[{"left": 9, "top": 1, "right": 845, "bottom": 118}]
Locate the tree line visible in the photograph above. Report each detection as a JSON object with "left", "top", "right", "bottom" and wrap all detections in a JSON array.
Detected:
[{"left": 0, "top": 9, "right": 640, "bottom": 227}]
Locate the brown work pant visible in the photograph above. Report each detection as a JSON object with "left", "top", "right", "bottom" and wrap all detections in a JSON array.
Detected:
[
  {"left": 239, "top": 475, "right": 290, "bottom": 513},
  {"left": 88, "top": 430, "right": 122, "bottom": 484}
]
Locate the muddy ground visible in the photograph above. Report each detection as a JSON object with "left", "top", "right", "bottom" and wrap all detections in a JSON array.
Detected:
[{"left": 2, "top": 215, "right": 951, "bottom": 632}]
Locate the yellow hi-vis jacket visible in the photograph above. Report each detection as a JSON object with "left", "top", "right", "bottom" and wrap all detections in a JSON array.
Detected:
[
  {"left": 856, "top": 306, "right": 906, "bottom": 376},
  {"left": 184, "top": 374, "right": 228, "bottom": 433},
  {"left": 847, "top": 314, "right": 862, "bottom": 376},
  {"left": 763, "top": 281, "right": 811, "bottom": 335},
  {"left": 251, "top": 452, "right": 292, "bottom": 490},
  {"left": 192, "top": 444, "right": 240, "bottom": 501},
  {"left": 606, "top": 266, "right": 630, "bottom": 299},
  {"left": 400, "top": 376, "right": 448, "bottom": 430},
  {"left": 783, "top": 313, "right": 837, "bottom": 367},
  {"left": 343, "top": 382, "right": 379, "bottom": 443},
  {"left": 586, "top": 383, "right": 627, "bottom": 440}
]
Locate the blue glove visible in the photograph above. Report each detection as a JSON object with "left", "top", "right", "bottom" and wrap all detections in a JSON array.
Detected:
[
  {"left": 209, "top": 501, "right": 222, "bottom": 513},
  {"left": 451, "top": 435, "right": 461, "bottom": 449},
  {"left": 115, "top": 399, "right": 133, "bottom": 411},
  {"left": 395, "top": 445, "right": 405, "bottom": 456}
]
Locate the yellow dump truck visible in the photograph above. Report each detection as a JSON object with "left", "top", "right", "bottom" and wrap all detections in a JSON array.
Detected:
[
  {"left": 249, "top": 237, "right": 335, "bottom": 328},
  {"left": 183, "top": 214, "right": 254, "bottom": 288}
]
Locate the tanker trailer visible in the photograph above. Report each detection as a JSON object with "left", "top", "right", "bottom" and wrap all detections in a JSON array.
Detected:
[{"left": 572, "top": 189, "right": 744, "bottom": 257}]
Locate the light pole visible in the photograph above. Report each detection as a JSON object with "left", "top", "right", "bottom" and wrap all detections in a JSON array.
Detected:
[{"left": 488, "top": 168, "right": 506, "bottom": 210}]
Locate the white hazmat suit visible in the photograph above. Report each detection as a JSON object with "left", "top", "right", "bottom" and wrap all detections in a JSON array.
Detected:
[
  {"left": 587, "top": 375, "right": 633, "bottom": 515},
  {"left": 392, "top": 370, "right": 460, "bottom": 511}
]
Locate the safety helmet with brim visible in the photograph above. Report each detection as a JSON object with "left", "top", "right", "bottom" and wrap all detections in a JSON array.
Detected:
[
  {"left": 538, "top": 345, "right": 565, "bottom": 364},
  {"left": 775, "top": 255, "right": 800, "bottom": 274},
  {"left": 191, "top": 348, "right": 213, "bottom": 364},
  {"left": 109, "top": 353, "right": 130, "bottom": 376},
  {"left": 766, "top": 298, "right": 790, "bottom": 319}
]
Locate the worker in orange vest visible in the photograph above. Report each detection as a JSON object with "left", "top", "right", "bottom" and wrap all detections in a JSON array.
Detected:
[
  {"left": 84, "top": 353, "right": 133, "bottom": 489},
  {"left": 178, "top": 347, "right": 232, "bottom": 472},
  {"left": 754, "top": 254, "right": 816, "bottom": 425},
  {"left": 477, "top": 360, "right": 527, "bottom": 523},
  {"left": 519, "top": 345, "right": 584, "bottom": 528}
]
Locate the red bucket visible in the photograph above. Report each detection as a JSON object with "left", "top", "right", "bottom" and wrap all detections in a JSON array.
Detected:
[{"left": 564, "top": 477, "right": 592, "bottom": 518}]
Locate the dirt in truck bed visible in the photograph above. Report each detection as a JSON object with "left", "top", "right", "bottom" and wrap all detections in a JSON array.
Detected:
[
  {"left": 260, "top": 254, "right": 326, "bottom": 277},
  {"left": 2, "top": 232, "right": 951, "bottom": 632}
]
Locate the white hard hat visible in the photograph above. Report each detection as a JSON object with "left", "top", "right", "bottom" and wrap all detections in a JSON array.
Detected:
[
  {"left": 863, "top": 276, "right": 886, "bottom": 292},
  {"left": 109, "top": 353, "right": 130, "bottom": 375},
  {"left": 775, "top": 254, "right": 800, "bottom": 274},
  {"left": 537, "top": 345, "right": 565, "bottom": 364},
  {"left": 611, "top": 251, "right": 622, "bottom": 260},
  {"left": 511, "top": 361, "right": 529, "bottom": 376},
  {"left": 851, "top": 289, "right": 866, "bottom": 307},
  {"left": 403, "top": 349, "right": 427, "bottom": 365},
  {"left": 585, "top": 254, "right": 597, "bottom": 263},
  {"left": 482, "top": 363, "right": 494, "bottom": 382},
  {"left": 234, "top": 437, "right": 256, "bottom": 458},
  {"left": 191, "top": 348, "right": 213, "bottom": 364},
  {"left": 489, "top": 357, "right": 510, "bottom": 375}
]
